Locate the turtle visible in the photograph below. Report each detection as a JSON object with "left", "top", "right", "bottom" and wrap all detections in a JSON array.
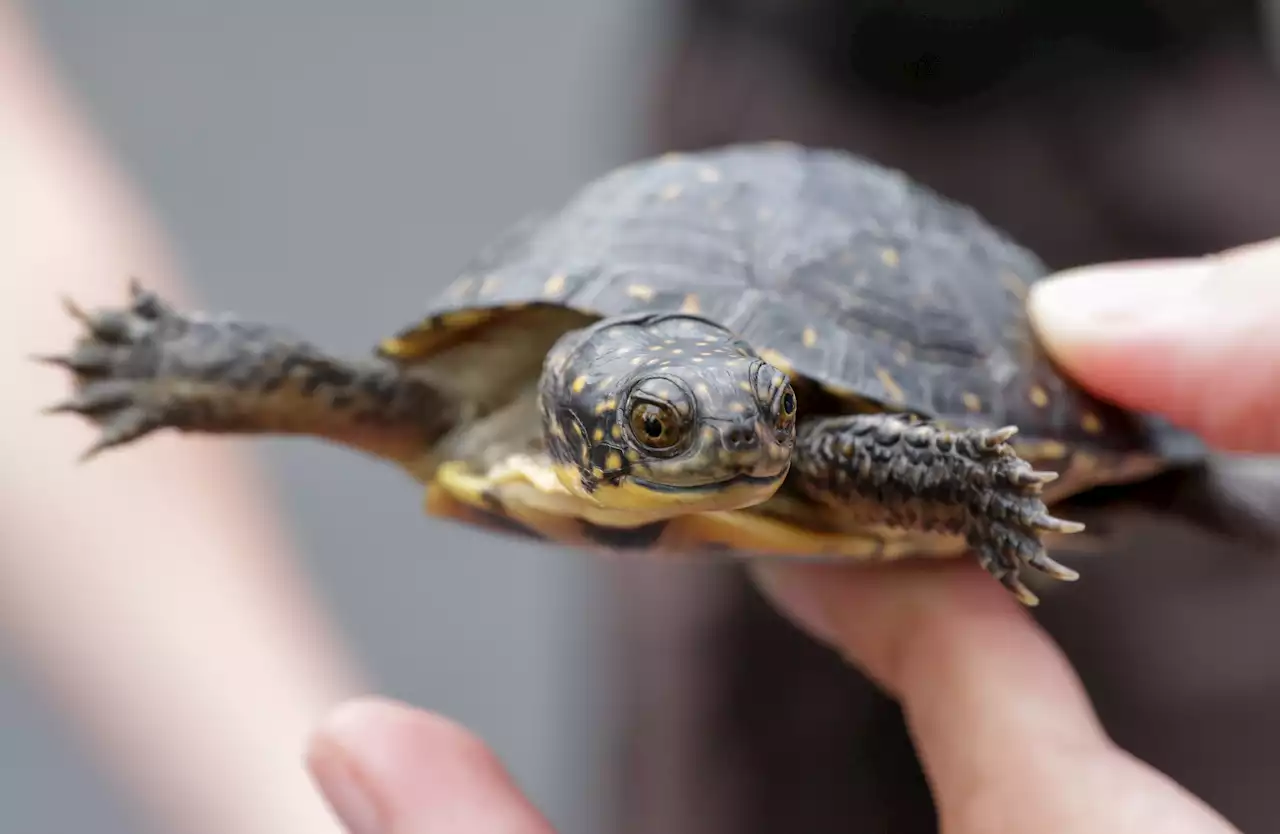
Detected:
[{"left": 40, "top": 142, "right": 1230, "bottom": 606}]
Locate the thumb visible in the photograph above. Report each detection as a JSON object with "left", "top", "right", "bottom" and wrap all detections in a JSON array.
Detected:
[
  {"left": 1028, "top": 240, "right": 1280, "bottom": 453},
  {"left": 306, "top": 697, "right": 556, "bottom": 834}
]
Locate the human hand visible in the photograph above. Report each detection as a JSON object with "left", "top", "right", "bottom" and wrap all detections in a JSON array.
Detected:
[
  {"left": 302, "top": 242, "right": 1278, "bottom": 833},
  {"left": 748, "top": 240, "right": 1280, "bottom": 833},
  {"left": 306, "top": 697, "right": 558, "bottom": 834}
]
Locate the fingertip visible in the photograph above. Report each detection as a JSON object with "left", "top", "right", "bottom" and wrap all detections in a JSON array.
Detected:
[
  {"left": 307, "top": 696, "right": 555, "bottom": 834},
  {"left": 314, "top": 696, "right": 496, "bottom": 773},
  {"left": 1028, "top": 244, "right": 1280, "bottom": 452}
]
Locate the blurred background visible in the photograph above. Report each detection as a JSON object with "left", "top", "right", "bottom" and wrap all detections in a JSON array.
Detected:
[
  {"left": 3, "top": 3, "right": 657, "bottom": 832},
  {"left": 5, "top": 2, "right": 1280, "bottom": 833}
]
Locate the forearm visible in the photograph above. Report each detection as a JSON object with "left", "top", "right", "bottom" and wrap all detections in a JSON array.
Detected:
[{"left": 0, "top": 5, "right": 362, "bottom": 833}]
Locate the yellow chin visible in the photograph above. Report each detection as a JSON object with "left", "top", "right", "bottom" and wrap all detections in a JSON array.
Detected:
[{"left": 556, "top": 463, "right": 787, "bottom": 516}]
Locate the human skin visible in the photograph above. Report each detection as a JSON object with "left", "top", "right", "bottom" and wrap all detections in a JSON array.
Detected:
[
  {"left": 0, "top": 5, "right": 362, "bottom": 833},
  {"left": 305, "top": 241, "right": 1280, "bottom": 833}
]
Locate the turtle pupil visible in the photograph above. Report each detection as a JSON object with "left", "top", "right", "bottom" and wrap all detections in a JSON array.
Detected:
[
  {"left": 643, "top": 415, "right": 664, "bottom": 439},
  {"left": 782, "top": 391, "right": 795, "bottom": 414}
]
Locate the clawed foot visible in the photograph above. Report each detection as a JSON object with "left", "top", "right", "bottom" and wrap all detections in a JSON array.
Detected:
[
  {"left": 35, "top": 280, "right": 180, "bottom": 458},
  {"left": 962, "top": 425, "right": 1084, "bottom": 606}
]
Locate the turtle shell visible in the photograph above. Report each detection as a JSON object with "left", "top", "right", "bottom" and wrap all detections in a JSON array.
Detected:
[{"left": 386, "top": 143, "right": 1176, "bottom": 457}]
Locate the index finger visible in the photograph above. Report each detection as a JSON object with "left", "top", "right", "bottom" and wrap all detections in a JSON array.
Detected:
[
  {"left": 752, "top": 561, "right": 1112, "bottom": 815},
  {"left": 1028, "top": 240, "right": 1280, "bottom": 453}
]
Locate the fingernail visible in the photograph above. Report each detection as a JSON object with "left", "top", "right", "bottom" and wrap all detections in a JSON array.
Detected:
[
  {"left": 307, "top": 732, "right": 383, "bottom": 834},
  {"left": 1028, "top": 258, "right": 1215, "bottom": 346}
]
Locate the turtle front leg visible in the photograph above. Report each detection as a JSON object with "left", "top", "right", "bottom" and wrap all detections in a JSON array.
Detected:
[
  {"left": 38, "top": 282, "right": 462, "bottom": 465},
  {"left": 790, "top": 413, "right": 1084, "bottom": 605}
]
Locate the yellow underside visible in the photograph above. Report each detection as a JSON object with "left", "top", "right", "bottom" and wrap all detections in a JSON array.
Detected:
[{"left": 425, "top": 458, "right": 971, "bottom": 561}]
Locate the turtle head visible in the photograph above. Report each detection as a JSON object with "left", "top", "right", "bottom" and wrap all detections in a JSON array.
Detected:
[{"left": 541, "top": 313, "right": 796, "bottom": 516}]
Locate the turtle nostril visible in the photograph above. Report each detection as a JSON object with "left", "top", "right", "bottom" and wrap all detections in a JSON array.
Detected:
[{"left": 724, "top": 424, "right": 759, "bottom": 452}]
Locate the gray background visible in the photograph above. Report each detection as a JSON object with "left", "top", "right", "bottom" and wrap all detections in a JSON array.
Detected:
[{"left": 1, "top": 3, "right": 662, "bottom": 832}]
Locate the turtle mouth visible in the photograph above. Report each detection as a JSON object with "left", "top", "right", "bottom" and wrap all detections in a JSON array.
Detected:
[
  {"left": 628, "top": 471, "right": 785, "bottom": 494},
  {"left": 595, "top": 465, "right": 788, "bottom": 514}
]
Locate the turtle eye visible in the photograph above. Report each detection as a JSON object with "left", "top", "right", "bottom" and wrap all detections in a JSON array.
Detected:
[
  {"left": 775, "top": 384, "right": 797, "bottom": 434},
  {"left": 629, "top": 402, "right": 682, "bottom": 450},
  {"left": 780, "top": 387, "right": 796, "bottom": 417},
  {"left": 626, "top": 377, "right": 692, "bottom": 453}
]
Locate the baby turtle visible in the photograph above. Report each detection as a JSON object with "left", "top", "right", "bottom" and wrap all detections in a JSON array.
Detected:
[{"left": 42, "top": 143, "right": 1217, "bottom": 605}]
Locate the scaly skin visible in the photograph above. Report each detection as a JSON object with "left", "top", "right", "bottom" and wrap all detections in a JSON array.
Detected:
[
  {"left": 40, "top": 283, "right": 1082, "bottom": 604},
  {"left": 791, "top": 414, "right": 1083, "bottom": 604},
  {"left": 38, "top": 282, "right": 460, "bottom": 464}
]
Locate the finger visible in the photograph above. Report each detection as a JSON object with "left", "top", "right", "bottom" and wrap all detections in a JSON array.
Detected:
[
  {"left": 751, "top": 561, "right": 1113, "bottom": 814},
  {"left": 1028, "top": 239, "right": 1280, "bottom": 453},
  {"left": 306, "top": 697, "right": 556, "bottom": 834}
]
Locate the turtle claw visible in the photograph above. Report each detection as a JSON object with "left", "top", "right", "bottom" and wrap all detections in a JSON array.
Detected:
[
  {"left": 1027, "top": 548, "right": 1081, "bottom": 582},
  {"left": 79, "top": 408, "right": 159, "bottom": 461},
  {"left": 997, "top": 570, "right": 1041, "bottom": 607},
  {"left": 967, "top": 435, "right": 1085, "bottom": 604},
  {"left": 41, "top": 284, "right": 174, "bottom": 458},
  {"left": 982, "top": 425, "right": 1019, "bottom": 448},
  {"left": 43, "top": 381, "right": 139, "bottom": 417}
]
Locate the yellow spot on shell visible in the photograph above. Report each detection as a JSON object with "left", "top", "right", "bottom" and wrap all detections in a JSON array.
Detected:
[
  {"left": 1081, "top": 412, "right": 1103, "bottom": 434},
  {"left": 625, "top": 449, "right": 640, "bottom": 462},
  {"left": 962, "top": 392, "right": 982, "bottom": 412},
  {"left": 738, "top": 381, "right": 753, "bottom": 392},
  {"left": 1029, "top": 440, "right": 1069, "bottom": 460},
  {"left": 610, "top": 424, "right": 622, "bottom": 440},
  {"left": 681, "top": 293, "right": 700, "bottom": 314},
  {"left": 1030, "top": 385, "right": 1050, "bottom": 408},
  {"left": 627, "top": 284, "right": 655, "bottom": 301},
  {"left": 439, "top": 309, "right": 491, "bottom": 329},
  {"left": 571, "top": 375, "right": 588, "bottom": 394},
  {"left": 595, "top": 398, "right": 617, "bottom": 415},
  {"left": 592, "top": 428, "right": 604, "bottom": 442},
  {"left": 660, "top": 183, "right": 683, "bottom": 200},
  {"left": 881, "top": 248, "right": 900, "bottom": 267},
  {"left": 758, "top": 348, "right": 794, "bottom": 375},
  {"left": 802, "top": 328, "right": 817, "bottom": 348},
  {"left": 544, "top": 272, "right": 567, "bottom": 296},
  {"left": 876, "top": 367, "right": 906, "bottom": 404},
  {"left": 605, "top": 452, "right": 623, "bottom": 471}
]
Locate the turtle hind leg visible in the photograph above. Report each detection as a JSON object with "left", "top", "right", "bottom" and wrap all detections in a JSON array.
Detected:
[
  {"left": 789, "top": 413, "right": 1085, "bottom": 605},
  {"left": 39, "top": 282, "right": 463, "bottom": 465}
]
